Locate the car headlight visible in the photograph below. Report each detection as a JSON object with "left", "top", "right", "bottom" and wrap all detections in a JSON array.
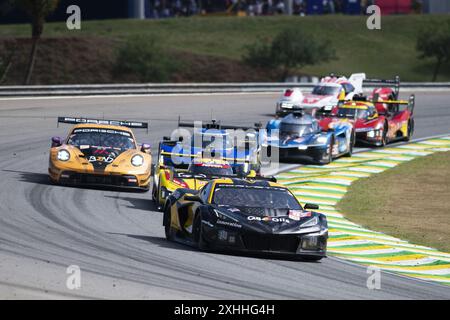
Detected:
[
  {"left": 57, "top": 150, "right": 70, "bottom": 161},
  {"left": 315, "top": 136, "right": 328, "bottom": 144},
  {"left": 131, "top": 154, "right": 144, "bottom": 167},
  {"left": 300, "top": 216, "right": 319, "bottom": 228},
  {"left": 367, "top": 130, "right": 375, "bottom": 138},
  {"left": 213, "top": 209, "right": 238, "bottom": 222}
]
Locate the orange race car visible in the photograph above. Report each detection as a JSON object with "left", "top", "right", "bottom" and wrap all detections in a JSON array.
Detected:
[{"left": 48, "top": 117, "right": 152, "bottom": 190}]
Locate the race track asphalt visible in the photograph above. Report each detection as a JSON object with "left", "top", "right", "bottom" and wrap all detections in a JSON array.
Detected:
[{"left": 0, "top": 92, "right": 449, "bottom": 299}]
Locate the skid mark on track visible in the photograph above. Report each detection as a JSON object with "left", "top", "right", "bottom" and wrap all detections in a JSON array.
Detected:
[{"left": 277, "top": 136, "right": 450, "bottom": 285}]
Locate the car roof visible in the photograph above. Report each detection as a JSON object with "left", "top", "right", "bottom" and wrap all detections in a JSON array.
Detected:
[
  {"left": 281, "top": 113, "right": 316, "bottom": 125},
  {"left": 71, "top": 123, "right": 134, "bottom": 133},
  {"left": 212, "top": 178, "right": 285, "bottom": 189},
  {"left": 316, "top": 82, "right": 342, "bottom": 87}
]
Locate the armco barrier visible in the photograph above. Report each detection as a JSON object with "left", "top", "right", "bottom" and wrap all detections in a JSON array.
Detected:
[{"left": 0, "top": 82, "right": 450, "bottom": 97}]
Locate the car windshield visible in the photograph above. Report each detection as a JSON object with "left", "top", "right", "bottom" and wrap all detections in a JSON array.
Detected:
[
  {"left": 212, "top": 185, "right": 302, "bottom": 210},
  {"left": 67, "top": 128, "right": 135, "bottom": 150},
  {"left": 336, "top": 107, "right": 369, "bottom": 119},
  {"left": 188, "top": 163, "right": 233, "bottom": 176},
  {"left": 280, "top": 123, "right": 316, "bottom": 138},
  {"left": 312, "top": 85, "right": 340, "bottom": 96}
]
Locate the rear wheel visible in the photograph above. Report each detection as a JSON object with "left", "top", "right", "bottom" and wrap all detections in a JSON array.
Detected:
[{"left": 404, "top": 119, "right": 414, "bottom": 142}]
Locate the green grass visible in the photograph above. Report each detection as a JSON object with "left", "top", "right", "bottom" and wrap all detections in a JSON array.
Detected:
[
  {"left": 338, "top": 151, "right": 450, "bottom": 252},
  {"left": 1, "top": 15, "right": 450, "bottom": 81}
]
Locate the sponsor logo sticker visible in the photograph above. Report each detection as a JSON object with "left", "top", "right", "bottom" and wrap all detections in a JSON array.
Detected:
[{"left": 247, "top": 216, "right": 290, "bottom": 223}]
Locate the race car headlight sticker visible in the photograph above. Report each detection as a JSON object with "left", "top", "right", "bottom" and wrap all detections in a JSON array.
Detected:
[
  {"left": 300, "top": 216, "right": 319, "bottom": 228},
  {"left": 131, "top": 155, "right": 144, "bottom": 167},
  {"left": 315, "top": 136, "right": 328, "bottom": 144},
  {"left": 367, "top": 130, "right": 375, "bottom": 138},
  {"left": 57, "top": 150, "right": 70, "bottom": 161}
]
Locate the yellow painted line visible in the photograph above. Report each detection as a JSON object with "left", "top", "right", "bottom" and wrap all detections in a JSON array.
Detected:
[
  {"left": 289, "top": 184, "right": 348, "bottom": 192},
  {"left": 293, "top": 190, "right": 343, "bottom": 199},
  {"left": 329, "top": 171, "right": 372, "bottom": 178},
  {"left": 375, "top": 254, "right": 428, "bottom": 262},
  {"left": 329, "top": 245, "right": 392, "bottom": 252}
]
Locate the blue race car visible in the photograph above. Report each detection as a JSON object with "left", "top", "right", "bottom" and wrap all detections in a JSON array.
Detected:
[
  {"left": 158, "top": 118, "right": 262, "bottom": 174},
  {"left": 262, "top": 110, "right": 354, "bottom": 165}
]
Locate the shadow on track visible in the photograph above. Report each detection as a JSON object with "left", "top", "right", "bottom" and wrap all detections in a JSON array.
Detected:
[
  {"left": 104, "top": 195, "right": 159, "bottom": 212},
  {"left": 2, "top": 169, "right": 52, "bottom": 185},
  {"left": 109, "top": 232, "right": 322, "bottom": 263},
  {"left": 2, "top": 169, "right": 149, "bottom": 193},
  {"left": 108, "top": 232, "right": 197, "bottom": 252}
]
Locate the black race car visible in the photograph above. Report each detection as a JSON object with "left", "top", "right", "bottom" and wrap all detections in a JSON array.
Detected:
[{"left": 163, "top": 178, "right": 328, "bottom": 260}]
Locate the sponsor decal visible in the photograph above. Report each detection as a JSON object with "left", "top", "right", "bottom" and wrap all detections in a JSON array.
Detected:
[
  {"left": 288, "top": 210, "right": 312, "bottom": 221},
  {"left": 247, "top": 216, "right": 290, "bottom": 223},
  {"left": 216, "top": 220, "right": 242, "bottom": 228},
  {"left": 88, "top": 155, "right": 115, "bottom": 164},
  {"left": 73, "top": 128, "right": 131, "bottom": 137},
  {"left": 195, "top": 163, "right": 230, "bottom": 168}
]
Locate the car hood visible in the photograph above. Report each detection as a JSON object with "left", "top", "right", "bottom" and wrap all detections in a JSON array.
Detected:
[
  {"left": 268, "top": 133, "right": 320, "bottom": 147},
  {"left": 301, "top": 94, "right": 338, "bottom": 107}
]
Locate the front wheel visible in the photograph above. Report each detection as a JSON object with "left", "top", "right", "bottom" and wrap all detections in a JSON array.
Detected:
[
  {"left": 344, "top": 130, "right": 355, "bottom": 157},
  {"left": 163, "top": 203, "right": 174, "bottom": 241},
  {"left": 193, "top": 213, "right": 209, "bottom": 251},
  {"left": 322, "top": 138, "right": 334, "bottom": 165},
  {"left": 380, "top": 123, "right": 388, "bottom": 147}
]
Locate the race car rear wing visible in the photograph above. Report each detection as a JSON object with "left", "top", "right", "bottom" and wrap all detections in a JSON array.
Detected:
[
  {"left": 373, "top": 94, "right": 415, "bottom": 115},
  {"left": 177, "top": 116, "right": 262, "bottom": 131},
  {"left": 344, "top": 94, "right": 415, "bottom": 115},
  {"left": 57, "top": 117, "right": 149, "bottom": 131},
  {"left": 173, "top": 170, "right": 277, "bottom": 182},
  {"left": 363, "top": 76, "right": 400, "bottom": 99}
]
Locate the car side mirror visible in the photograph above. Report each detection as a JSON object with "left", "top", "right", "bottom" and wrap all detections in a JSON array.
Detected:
[
  {"left": 304, "top": 203, "right": 319, "bottom": 210},
  {"left": 51, "top": 136, "right": 62, "bottom": 147},
  {"left": 141, "top": 143, "right": 151, "bottom": 154},
  {"left": 184, "top": 195, "right": 201, "bottom": 202}
]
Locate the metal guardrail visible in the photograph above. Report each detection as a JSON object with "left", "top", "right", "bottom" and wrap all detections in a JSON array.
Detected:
[{"left": 1, "top": 82, "right": 450, "bottom": 97}]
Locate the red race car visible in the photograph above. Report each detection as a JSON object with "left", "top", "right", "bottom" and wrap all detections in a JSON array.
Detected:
[{"left": 316, "top": 77, "right": 415, "bottom": 147}]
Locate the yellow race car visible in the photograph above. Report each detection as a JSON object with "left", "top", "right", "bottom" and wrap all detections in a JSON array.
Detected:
[
  {"left": 48, "top": 117, "right": 152, "bottom": 190},
  {"left": 152, "top": 156, "right": 248, "bottom": 209}
]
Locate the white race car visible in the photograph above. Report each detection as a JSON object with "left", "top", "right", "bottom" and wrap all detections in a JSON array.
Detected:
[{"left": 275, "top": 73, "right": 366, "bottom": 116}]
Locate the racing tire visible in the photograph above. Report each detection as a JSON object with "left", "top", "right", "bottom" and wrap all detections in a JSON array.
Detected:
[
  {"left": 344, "top": 130, "right": 355, "bottom": 157},
  {"left": 380, "top": 122, "right": 388, "bottom": 147},
  {"left": 322, "top": 137, "right": 334, "bottom": 165},
  {"left": 193, "top": 212, "right": 209, "bottom": 251},
  {"left": 152, "top": 182, "right": 160, "bottom": 204},
  {"left": 404, "top": 119, "right": 414, "bottom": 142},
  {"left": 300, "top": 255, "right": 323, "bottom": 262},
  {"left": 163, "top": 203, "right": 174, "bottom": 241}
]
